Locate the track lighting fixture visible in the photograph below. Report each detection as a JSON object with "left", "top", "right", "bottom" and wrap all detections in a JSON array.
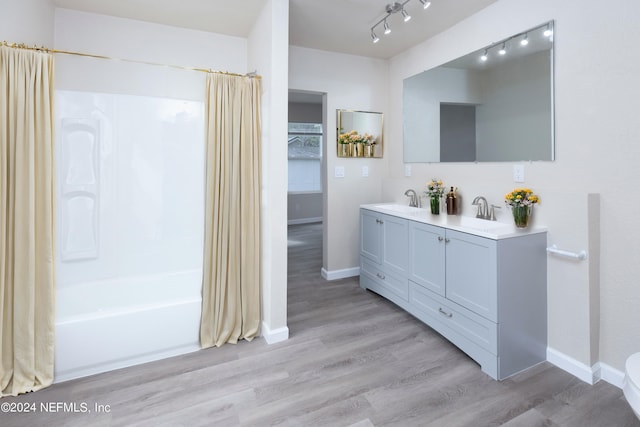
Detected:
[
  {"left": 370, "top": 1, "right": 433, "bottom": 44},
  {"left": 477, "top": 22, "right": 553, "bottom": 63}
]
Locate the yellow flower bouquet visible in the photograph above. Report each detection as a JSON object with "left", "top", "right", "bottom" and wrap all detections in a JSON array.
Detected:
[{"left": 504, "top": 188, "right": 539, "bottom": 227}]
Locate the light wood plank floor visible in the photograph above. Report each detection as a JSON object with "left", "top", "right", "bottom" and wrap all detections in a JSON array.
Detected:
[{"left": 2, "top": 222, "right": 638, "bottom": 426}]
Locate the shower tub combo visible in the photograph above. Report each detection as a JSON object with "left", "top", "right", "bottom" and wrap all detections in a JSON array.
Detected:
[{"left": 55, "top": 91, "right": 205, "bottom": 381}]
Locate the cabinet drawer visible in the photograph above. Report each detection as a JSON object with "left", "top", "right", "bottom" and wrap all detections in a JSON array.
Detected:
[
  {"left": 409, "top": 281, "right": 497, "bottom": 354},
  {"left": 361, "top": 258, "right": 409, "bottom": 301}
]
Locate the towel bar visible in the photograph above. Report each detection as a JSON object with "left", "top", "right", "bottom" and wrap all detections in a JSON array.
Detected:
[{"left": 546, "top": 244, "right": 587, "bottom": 261}]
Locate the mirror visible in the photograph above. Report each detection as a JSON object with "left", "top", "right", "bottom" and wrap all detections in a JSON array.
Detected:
[
  {"left": 337, "top": 109, "right": 384, "bottom": 158},
  {"left": 403, "top": 21, "right": 554, "bottom": 162}
]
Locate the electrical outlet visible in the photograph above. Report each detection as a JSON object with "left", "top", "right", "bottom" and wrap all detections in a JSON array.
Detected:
[
  {"left": 362, "top": 166, "right": 369, "bottom": 177},
  {"left": 405, "top": 164, "right": 412, "bottom": 177},
  {"left": 513, "top": 164, "right": 525, "bottom": 183},
  {"left": 334, "top": 166, "right": 345, "bottom": 178}
]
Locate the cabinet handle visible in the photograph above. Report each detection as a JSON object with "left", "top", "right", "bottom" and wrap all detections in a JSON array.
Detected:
[
  {"left": 375, "top": 218, "right": 384, "bottom": 224},
  {"left": 438, "top": 307, "right": 453, "bottom": 318},
  {"left": 437, "top": 236, "right": 444, "bottom": 242},
  {"left": 376, "top": 273, "right": 386, "bottom": 280},
  {"left": 445, "top": 238, "right": 450, "bottom": 243}
]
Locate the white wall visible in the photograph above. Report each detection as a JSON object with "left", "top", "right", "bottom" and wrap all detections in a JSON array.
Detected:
[
  {"left": 385, "top": 0, "right": 640, "bottom": 377},
  {"left": 289, "top": 46, "right": 389, "bottom": 278},
  {"left": 248, "top": 0, "right": 290, "bottom": 343},
  {"left": 0, "top": 0, "right": 54, "bottom": 46},
  {"left": 54, "top": 8, "right": 247, "bottom": 100}
]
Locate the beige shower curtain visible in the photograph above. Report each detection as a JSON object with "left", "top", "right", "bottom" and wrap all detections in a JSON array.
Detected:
[
  {"left": 0, "top": 45, "right": 56, "bottom": 396},
  {"left": 200, "top": 73, "right": 261, "bottom": 348}
]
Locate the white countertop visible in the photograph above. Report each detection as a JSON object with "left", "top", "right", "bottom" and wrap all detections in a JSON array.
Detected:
[{"left": 361, "top": 203, "right": 547, "bottom": 240}]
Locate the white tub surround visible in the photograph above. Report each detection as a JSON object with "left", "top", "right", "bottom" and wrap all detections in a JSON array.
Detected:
[
  {"left": 54, "top": 91, "right": 205, "bottom": 382},
  {"left": 360, "top": 204, "right": 547, "bottom": 380}
]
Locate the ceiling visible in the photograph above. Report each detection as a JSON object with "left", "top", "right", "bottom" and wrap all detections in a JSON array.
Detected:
[{"left": 52, "top": 0, "right": 498, "bottom": 60}]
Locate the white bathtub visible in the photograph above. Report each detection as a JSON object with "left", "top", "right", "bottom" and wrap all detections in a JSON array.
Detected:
[{"left": 55, "top": 269, "right": 202, "bottom": 382}]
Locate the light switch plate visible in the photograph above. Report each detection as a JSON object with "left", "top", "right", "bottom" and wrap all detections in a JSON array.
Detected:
[
  {"left": 335, "top": 166, "right": 345, "bottom": 178},
  {"left": 404, "top": 164, "right": 412, "bottom": 177},
  {"left": 513, "top": 164, "right": 525, "bottom": 183},
  {"left": 362, "top": 166, "right": 369, "bottom": 177}
]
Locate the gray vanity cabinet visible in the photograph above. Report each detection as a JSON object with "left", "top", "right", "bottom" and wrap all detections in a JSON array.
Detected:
[
  {"left": 409, "top": 222, "right": 497, "bottom": 320},
  {"left": 360, "top": 209, "right": 409, "bottom": 303},
  {"left": 361, "top": 207, "right": 547, "bottom": 380}
]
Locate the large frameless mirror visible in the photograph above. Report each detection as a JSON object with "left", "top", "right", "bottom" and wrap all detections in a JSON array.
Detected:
[{"left": 403, "top": 21, "right": 555, "bottom": 162}]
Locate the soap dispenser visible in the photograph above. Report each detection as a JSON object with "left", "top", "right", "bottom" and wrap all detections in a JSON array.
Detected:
[{"left": 446, "top": 187, "right": 458, "bottom": 215}]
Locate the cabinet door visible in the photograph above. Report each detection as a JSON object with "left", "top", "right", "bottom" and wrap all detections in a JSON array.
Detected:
[
  {"left": 445, "top": 230, "right": 497, "bottom": 322},
  {"left": 381, "top": 214, "right": 408, "bottom": 277},
  {"left": 360, "top": 209, "right": 382, "bottom": 263},
  {"left": 409, "top": 221, "right": 446, "bottom": 296}
]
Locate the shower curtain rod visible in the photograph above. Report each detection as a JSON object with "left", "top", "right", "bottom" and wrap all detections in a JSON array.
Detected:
[{"left": 1, "top": 41, "right": 261, "bottom": 79}]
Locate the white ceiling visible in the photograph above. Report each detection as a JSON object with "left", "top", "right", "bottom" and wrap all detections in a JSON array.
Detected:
[{"left": 52, "top": 0, "right": 498, "bottom": 60}]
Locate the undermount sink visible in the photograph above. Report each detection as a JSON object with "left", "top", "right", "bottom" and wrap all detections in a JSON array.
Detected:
[
  {"left": 456, "top": 216, "right": 509, "bottom": 231},
  {"left": 374, "top": 204, "right": 423, "bottom": 214}
]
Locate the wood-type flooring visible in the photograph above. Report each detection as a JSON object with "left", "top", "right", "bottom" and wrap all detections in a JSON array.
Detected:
[{"left": 1, "top": 222, "right": 638, "bottom": 426}]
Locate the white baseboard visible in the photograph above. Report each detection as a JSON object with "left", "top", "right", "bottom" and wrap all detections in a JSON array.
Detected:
[
  {"left": 546, "top": 347, "right": 627, "bottom": 389},
  {"left": 321, "top": 267, "right": 360, "bottom": 281},
  {"left": 261, "top": 322, "right": 289, "bottom": 344},
  {"left": 547, "top": 347, "right": 600, "bottom": 385},
  {"left": 288, "top": 217, "right": 322, "bottom": 225},
  {"left": 599, "top": 362, "right": 626, "bottom": 389}
]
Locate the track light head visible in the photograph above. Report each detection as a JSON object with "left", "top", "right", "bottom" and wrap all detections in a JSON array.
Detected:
[
  {"left": 384, "top": 20, "right": 391, "bottom": 35},
  {"left": 419, "top": 0, "right": 431, "bottom": 9},
  {"left": 498, "top": 43, "right": 506, "bottom": 55},
  {"left": 371, "top": 30, "right": 380, "bottom": 43},
  {"left": 520, "top": 33, "right": 529, "bottom": 46},
  {"left": 480, "top": 49, "right": 488, "bottom": 62},
  {"left": 402, "top": 8, "right": 411, "bottom": 22}
]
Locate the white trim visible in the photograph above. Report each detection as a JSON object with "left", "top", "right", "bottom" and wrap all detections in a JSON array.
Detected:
[
  {"left": 321, "top": 267, "right": 360, "bottom": 281},
  {"left": 261, "top": 322, "right": 289, "bottom": 344},
  {"left": 547, "top": 347, "right": 600, "bottom": 385},
  {"left": 599, "top": 362, "right": 626, "bottom": 389},
  {"left": 288, "top": 217, "right": 322, "bottom": 225},
  {"left": 287, "top": 190, "right": 323, "bottom": 195}
]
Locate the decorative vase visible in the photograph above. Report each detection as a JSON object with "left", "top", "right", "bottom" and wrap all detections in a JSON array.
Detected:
[
  {"left": 363, "top": 145, "right": 374, "bottom": 158},
  {"left": 338, "top": 143, "right": 350, "bottom": 157},
  {"left": 512, "top": 205, "right": 532, "bottom": 228},
  {"left": 355, "top": 143, "right": 364, "bottom": 157},
  {"left": 350, "top": 142, "right": 358, "bottom": 157},
  {"left": 430, "top": 197, "right": 440, "bottom": 215}
]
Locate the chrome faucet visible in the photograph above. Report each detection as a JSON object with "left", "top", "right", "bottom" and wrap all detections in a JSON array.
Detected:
[
  {"left": 404, "top": 189, "right": 419, "bottom": 207},
  {"left": 472, "top": 196, "right": 489, "bottom": 219},
  {"left": 472, "top": 196, "right": 501, "bottom": 221}
]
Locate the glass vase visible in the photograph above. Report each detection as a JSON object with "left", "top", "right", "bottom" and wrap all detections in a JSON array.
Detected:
[
  {"left": 430, "top": 197, "right": 440, "bottom": 215},
  {"left": 512, "top": 205, "right": 532, "bottom": 228}
]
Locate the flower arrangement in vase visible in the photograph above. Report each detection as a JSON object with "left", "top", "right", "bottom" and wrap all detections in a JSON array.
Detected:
[
  {"left": 504, "top": 187, "right": 540, "bottom": 228},
  {"left": 425, "top": 179, "right": 445, "bottom": 214},
  {"left": 338, "top": 130, "right": 374, "bottom": 157}
]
